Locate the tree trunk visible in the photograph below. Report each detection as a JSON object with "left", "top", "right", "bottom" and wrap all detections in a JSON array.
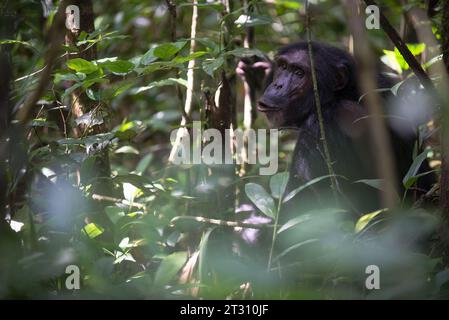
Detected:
[
  {"left": 438, "top": 0, "right": 449, "bottom": 261},
  {"left": 65, "top": 0, "right": 112, "bottom": 229},
  {"left": 0, "top": 9, "right": 13, "bottom": 221},
  {"left": 204, "top": 73, "right": 236, "bottom": 220},
  {"left": 0, "top": 5, "right": 20, "bottom": 292}
]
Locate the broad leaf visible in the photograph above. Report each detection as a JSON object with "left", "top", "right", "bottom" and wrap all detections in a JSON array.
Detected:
[
  {"left": 354, "top": 179, "right": 384, "bottom": 190},
  {"left": 403, "top": 149, "right": 430, "bottom": 189},
  {"left": 132, "top": 78, "right": 187, "bottom": 94},
  {"left": 115, "top": 145, "right": 140, "bottom": 155},
  {"left": 154, "top": 41, "right": 187, "bottom": 60},
  {"left": 154, "top": 251, "right": 188, "bottom": 286},
  {"left": 278, "top": 208, "right": 346, "bottom": 234},
  {"left": 283, "top": 175, "right": 337, "bottom": 203},
  {"left": 173, "top": 51, "right": 207, "bottom": 64},
  {"left": 270, "top": 172, "right": 289, "bottom": 199},
  {"left": 234, "top": 14, "right": 273, "bottom": 27},
  {"left": 355, "top": 209, "right": 387, "bottom": 233},
  {"left": 202, "top": 56, "right": 224, "bottom": 76},
  {"left": 83, "top": 223, "right": 104, "bottom": 239},
  {"left": 245, "top": 183, "right": 275, "bottom": 218},
  {"left": 101, "top": 60, "right": 134, "bottom": 74},
  {"left": 273, "top": 239, "right": 320, "bottom": 263},
  {"left": 67, "top": 58, "right": 98, "bottom": 74}
]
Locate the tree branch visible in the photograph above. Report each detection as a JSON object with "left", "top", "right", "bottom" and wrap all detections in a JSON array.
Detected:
[
  {"left": 344, "top": 0, "right": 399, "bottom": 208},
  {"left": 16, "top": 0, "right": 68, "bottom": 124}
]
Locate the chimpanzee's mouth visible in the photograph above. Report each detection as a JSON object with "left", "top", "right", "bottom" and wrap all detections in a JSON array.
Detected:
[{"left": 257, "top": 101, "right": 280, "bottom": 112}]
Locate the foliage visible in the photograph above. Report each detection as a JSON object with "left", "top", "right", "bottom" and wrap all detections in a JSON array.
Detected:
[{"left": 1, "top": 0, "right": 448, "bottom": 300}]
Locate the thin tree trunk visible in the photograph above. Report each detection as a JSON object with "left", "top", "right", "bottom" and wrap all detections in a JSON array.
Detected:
[
  {"left": 239, "top": 0, "right": 256, "bottom": 176},
  {"left": 344, "top": 0, "right": 399, "bottom": 208},
  {"left": 305, "top": 0, "right": 338, "bottom": 196},
  {"left": 16, "top": 0, "right": 68, "bottom": 124},
  {"left": 438, "top": 0, "right": 449, "bottom": 261},
  {"left": 0, "top": 4, "right": 20, "bottom": 292},
  {"left": 168, "top": 0, "right": 197, "bottom": 163},
  {"left": 65, "top": 0, "right": 112, "bottom": 229},
  {"left": 203, "top": 73, "right": 236, "bottom": 220},
  {"left": 0, "top": 9, "right": 13, "bottom": 221}
]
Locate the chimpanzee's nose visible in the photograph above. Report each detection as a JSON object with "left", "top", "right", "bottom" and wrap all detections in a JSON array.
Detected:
[{"left": 274, "top": 83, "right": 283, "bottom": 90}]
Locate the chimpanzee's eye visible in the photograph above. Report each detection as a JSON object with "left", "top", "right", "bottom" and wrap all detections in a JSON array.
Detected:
[
  {"left": 278, "top": 62, "right": 287, "bottom": 70},
  {"left": 294, "top": 68, "right": 304, "bottom": 76}
]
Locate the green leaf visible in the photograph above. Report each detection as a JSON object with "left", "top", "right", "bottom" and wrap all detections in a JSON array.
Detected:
[
  {"left": 140, "top": 61, "right": 177, "bottom": 74},
  {"left": 234, "top": 14, "right": 273, "bottom": 27},
  {"left": 403, "top": 149, "right": 430, "bottom": 189},
  {"left": 62, "top": 82, "right": 83, "bottom": 101},
  {"left": 404, "top": 171, "right": 435, "bottom": 190},
  {"left": 381, "top": 50, "right": 402, "bottom": 74},
  {"left": 101, "top": 60, "right": 134, "bottom": 74},
  {"left": 115, "top": 145, "right": 140, "bottom": 155},
  {"left": 199, "top": 228, "right": 215, "bottom": 284},
  {"left": 273, "top": 239, "right": 320, "bottom": 263},
  {"left": 278, "top": 214, "right": 314, "bottom": 234},
  {"left": 54, "top": 72, "right": 81, "bottom": 84},
  {"left": 355, "top": 209, "right": 387, "bottom": 233},
  {"left": 283, "top": 175, "right": 337, "bottom": 203},
  {"left": 404, "top": 43, "right": 426, "bottom": 56},
  {"left": 245, "top": 183, "right": 276, "bottom": 218},
  {"left": 115, "top": 129, "right": 137, "bottom": 140},
  {"left": 116, "top": 120, "right": 142, "bottom": 132},
  {"left": 382, "top": 44, "right": 426, "bottom": 74},
  {"left": 390, "top": 79, "right": 406, "bottom": 96},
  {"left": 86, "top": 88, "right": 100, "bottom": 101},
  {"left": 202, "top": 56, "right": 224, "bottom": 76},
  {"left": 141, "top": 47, "right": 158, "bottom": 65},
  {"left": 154, "top": 41, "right": 187, "bottom": 60},
  {"left": 105, "top": 206, "right": 125, "bottom": 224},
  {"left": 173, "top": 51, "right": 207, "bottom": 64},
  {"left": 132, "top": 78, "right": 187, "bottom": 94},
  {"left": 270, "top": 172, "right": 290, "bottom": 199},
  {"left": 154, "top": 251, "right": 188, "bottom": 286},
  {"left": 81, "top": 73, "right": 108, "bottom": 89},
  {"left": 135, "top": 153, "right": 154, "bottom": 175},
  {"left": 276, "top": 1, "right": 302, "bottom": 9},
  {"left": 0, "top": 39, "right": 33, "bottom": 47},
  {"left": 67, "top": 58, "right": 98, "bottom": 74},
  {"left": 113, "top": 81, "right": 135, "bottom": 97},
  {"left": 277, "top": 208, "right": 346, "bottom": 234},
  {"left": 354, "top": 179, "right": 384, "bottom": 191},
  {"left": 83, "top": 222, "right": 104, "bottom": 239},
  {"left": 196, "top": 38, "right": 219, "bottom": 53}
]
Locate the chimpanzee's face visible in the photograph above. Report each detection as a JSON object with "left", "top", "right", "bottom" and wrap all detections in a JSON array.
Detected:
[{"left": 258, "top": 50, "right": 313, "bottom": 128}]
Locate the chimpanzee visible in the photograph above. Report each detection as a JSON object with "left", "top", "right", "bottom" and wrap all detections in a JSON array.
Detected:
[{"left": 238, "top": 41, "right": 434, "bottom": 218}]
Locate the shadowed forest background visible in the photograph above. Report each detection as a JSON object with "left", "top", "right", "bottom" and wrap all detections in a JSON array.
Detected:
[{"left": 2, "top": 0, "right": 449, "bottom": 299}]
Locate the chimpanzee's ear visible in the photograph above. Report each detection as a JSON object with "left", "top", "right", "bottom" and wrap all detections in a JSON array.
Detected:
[{"left": 335, "top": 64, "right": 349, "bottom": 91}]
